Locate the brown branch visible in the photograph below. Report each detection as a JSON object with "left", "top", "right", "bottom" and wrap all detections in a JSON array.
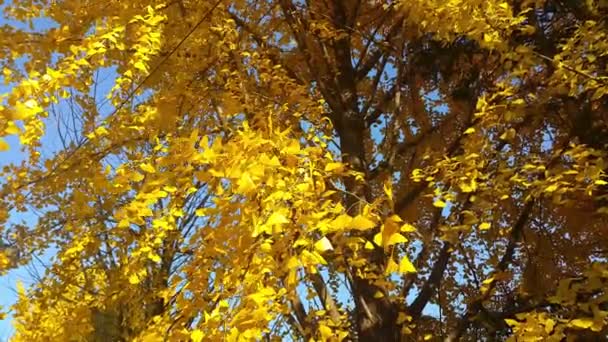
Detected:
[
  {"left": 403, "top": 106, "right": 535, "bottom": 322},
  {"left": 227, "top": 11, "right": 307, "bottom": 86},
  {"left": 278, "top": 0, "right": 342, "bottom": 114},
  {"left": 360, "top": 55, "right": 390, "bottom": 119},
  {"left": 401, "top": 208, "right": 442, "bottom": 299},
  {"left": 288, "top": 293, "right": 309, "bottom": 338},
  {"left": 446, "top": 201, "right": 534, "bottom": 341},
  {"left": 446, "top": 133, "right": 572, "bottom": 340},
  {"left": 393, "top": 123, "right": 467, "bottom": 214},
  {"left": 408, "top": 242, "right": 452, "bottom": 319},
  {"left": 311, "top": 272, "right": 342, "bottom": 324},
  {"left": 370, "top": 110, "right": 461, "bottom": 179},
  {"left": 355, "top": 17, "right": 404, "bottom": 80},
  {"left": 532, "top": 51, "right": 608, "bottom": 85}
]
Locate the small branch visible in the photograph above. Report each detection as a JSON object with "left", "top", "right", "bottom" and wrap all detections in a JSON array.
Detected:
[
  {"left": 369, "top": 111, "right": 460, "bottom": 179},
  {"left": 532, "top": 51, "right": 608, "bottom": 85},
  {"left": 228, "top": 11, "right": 306, "bottom": 86},
  {"left": 311, "top": 272, "right": 342, "bottom": 324},
  {"left": 446, "top": 201, "right": 534, "bottom": 341}
]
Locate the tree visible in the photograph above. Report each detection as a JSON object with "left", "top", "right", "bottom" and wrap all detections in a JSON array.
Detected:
[{"left": 1, "top": 0, "right": 608, "bottom": 340}]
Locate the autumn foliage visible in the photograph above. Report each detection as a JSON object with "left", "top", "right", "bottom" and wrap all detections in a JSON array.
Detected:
[{"left": 1, "top": 0, "right": 608, "bottom": 340}]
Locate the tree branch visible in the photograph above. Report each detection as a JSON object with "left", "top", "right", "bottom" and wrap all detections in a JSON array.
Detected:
[
  {"left": 408, "top": 242, "right": 452, "bottom": 319},
  {"left": 228, "top": 10, "right": 307, "bottom": 86},
  {"left": 446, "top": 201, "right": 534, "bottom": 341}
]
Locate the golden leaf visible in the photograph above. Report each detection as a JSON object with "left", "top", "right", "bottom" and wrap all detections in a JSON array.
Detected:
[
  {"left": 479, "top": 222, "right": 491, "bottom": 230},
  {"left": 433, "top": 199, "right": 447, "bottom": 208},
  {"left": 314, "top": 237, "right": 333, "bottom": 252},
  {"left": 400, "top": 223, "right": 416, "bottom": 232},
  {"left": 140, "top": 163, "right": 156, "bottom": 173},
  {"left": 386, "top": 233, "right": 408, "bottom": 246},
  {"left": 324, "top": 162, "right": 345, "bottom": 172},
  {"left": 237, "top": 172, "right": 256, "bottom": 193},
  {"left": 399, "top": 257, "right": 416, "bottom": 273},
  {"left": 0, "top": 138, "right": 9, "bottom": 151},
  {"left": 351, "top": 215, "right": 376, "bottom": 230},
  {"left": 568, "top": 318, "right": 594, "bottom": 329},
  {"left": 191, "top": 329, "right": 204, "bottom": 342}
]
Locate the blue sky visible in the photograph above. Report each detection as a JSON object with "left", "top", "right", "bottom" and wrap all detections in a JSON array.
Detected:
[
  {"left": 0, "top": 135, "right": 26, "bottom": 339},
  {"left": 0, "top": 68, "right": 119, "bottom": 342},
  {"left": 0, "top": 6, "right": 59, "bottom": 336}
]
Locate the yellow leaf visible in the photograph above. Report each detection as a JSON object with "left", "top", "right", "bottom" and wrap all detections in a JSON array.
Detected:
[
  {"left": 464, "top": 127, "right": 475, "bottom": 134},
  {"left": 252, "top": 223, "right": 271, "bottom": 238},
  {"left": 283, "top": 139, "right": 301, "bottom": 154},
  {"left": 544, "top": 184, "right": 558, "bottom": 193},
  {"left": 399, "top": 257, "right": 416, "bottom": 273},
  {"left": 479, "top": 222, "right": 491, "bottom": 230},
  {"left": 397, "top": 312, "right": 411, "bottom": 324},
  {"left": 94, "top": 126, "right": 109, "bottom": 137},
  {"left": 249, "top": 163, "right": 265, "bottom": 177},
  {"left": 267, "top": 212, "right": 290, "bottom": 225},
  {"left": 500, "top": 128, "right": 516, "bottom": 140},
  {"left": 286, "top": 256, "right": 300, "bottom": 269},
  {"left": 237, "top": 172, "right": 256, "bottom": 193},
  {"left": 433, "top": 199, "right": 446, "bottom": 208},
  {"left": 364, "top": 241, "right": 375, "bottom": 250},
  {"left": 569, "top": 318, "right": 594, "bottom": 329},
  {"left": 319, "top": 324, "right": 333, "bottom": 340},
  {"left": 128, "top": 273, "right": 141, "bottom": 285},
  {"left": 5, "top": 122, "right": 20, "bottom": 135},
  {"left": 383, "top": 181, "right": 394, "bottom": 203},
  {"left": 302, "top": 250, "right": 327, "bottom": 265},
  {"left": 133, "top": 60, "right": 148, "bottom": 72},
  {"left": 325, "top": 162, "right": 345, "bottom": 173},
  {"left": 459, "top": 180, "right": 477, "bottom": 193},
  {"left": 148, "top": 253, "right": 161, "bottom": 263},
  {"left": 330, "top": 214, "right": 352, "bottom": 230},
  {"left": 482, "top": 276, "right": 494, "bottom": 285},
  {"left": 385, "top": 258, "right": 399, "bottom": 274},
  {"left": 373, "top": 232, "right": 382, "bottom": 246},
  {"left": 0, "top": 138, "right": 9, "bottom": 151},
  {"left": 424, "top": 334, "right": 433, "bottom": 340},
  {"left": 373, "top": 291, "right": 384, "bottom": 298},
  {"left": 260, "top": 241, "right": 272, "bottom": 253},
  {"left": 129, "top": 171, "right": 144, "bottom": 182},
  {"left": 595, "top": 180, "right": 607, "bottom": 185},
  {"left": 351, "top": 215, "right": 376, "bottom": 230},
  {"left": 390, "top": 214, "right": 403, "bottom": 222},
  {"left": 140, "top": 163, "right": 156, "bottom": 173},
  {"left": 387, "top": 233, "right": 408, "bottom": 246},
  {"left": 545, "top": 318, "right": 556, "bottom": 334},
  {"left": 13, "top": 99, "right": 43, "bottom": 120},
  {"left": 400, "top": 223, "right": 416, "bottom": 232},
  {"left": 314, "top": 237, "right": 333, "bottom": 252},
  {"left": 163, "top": 185, "right": 177, "bottom": 193},
  {"left": 191, "top": 329, "right": 204, "bottom": 342}
]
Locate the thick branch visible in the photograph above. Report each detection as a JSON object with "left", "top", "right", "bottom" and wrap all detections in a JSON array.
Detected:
[
  {"left": 408, "top": 242, "right": 452, "bottom": 319},
  {"left": 311, "top": 272, "right": 342, "bottom": 324}
]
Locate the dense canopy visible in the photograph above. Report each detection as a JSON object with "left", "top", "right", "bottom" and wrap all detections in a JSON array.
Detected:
[{"left": 1, "top": 0, "right": 608, "bottom": 340}]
